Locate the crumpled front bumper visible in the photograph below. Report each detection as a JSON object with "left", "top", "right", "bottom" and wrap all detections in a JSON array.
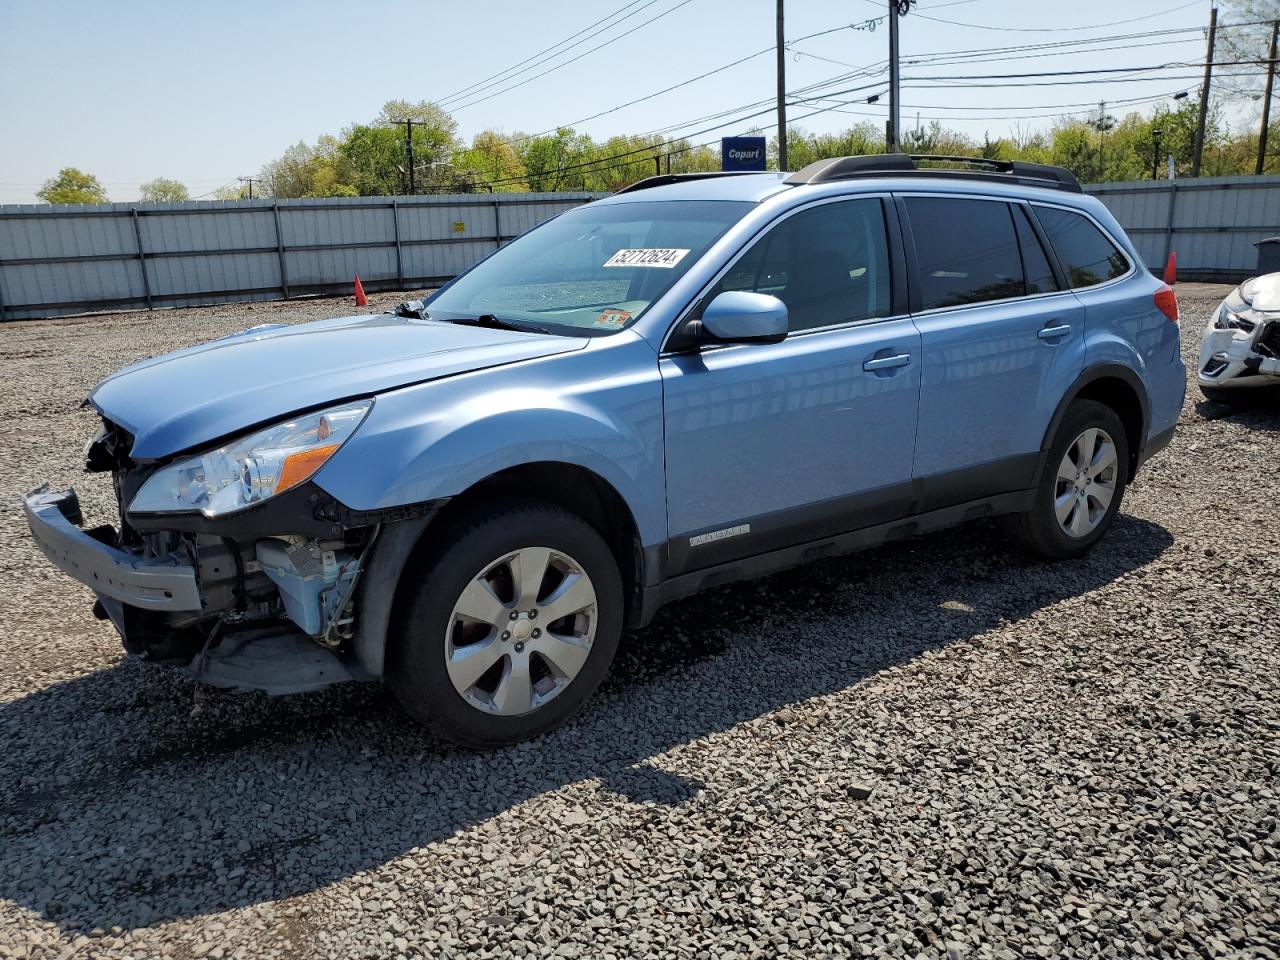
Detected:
[
  {"left": 22, "top": 486, "right": 202, "bottom": 611},
  {"left": 1197, "top": 311, "right": 1280, "bottom": 388}
]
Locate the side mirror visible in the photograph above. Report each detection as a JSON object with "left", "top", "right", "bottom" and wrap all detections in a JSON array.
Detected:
[{"left": 698, "top": 291, "right": 788, "bottom": 345}]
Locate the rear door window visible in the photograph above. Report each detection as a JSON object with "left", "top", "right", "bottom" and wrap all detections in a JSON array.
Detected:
[
  {"left": 1013, "top": 205, "right": 1059, "bottom": 295},
  {"left": 905, "top": 197, "right": 1025, "bottom": 310},
  {"left": 1033, "top": 205, "right": 1129, "bottom": 288}
]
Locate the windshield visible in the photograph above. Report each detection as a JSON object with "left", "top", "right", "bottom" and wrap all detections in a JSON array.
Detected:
[{"left": 426, "top": 200, "right": 754, "bottom": 336}]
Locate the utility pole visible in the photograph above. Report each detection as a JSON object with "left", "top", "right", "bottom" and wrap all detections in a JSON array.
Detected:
[
  {"left": 1152, "top": 128, "right": 1163, "bottom": 180},
  {"left": 1099, "top": 101, "right": 1107, "bottom": 176},
  {"left": 1257, "top": 20, "right": 1279, "bottom": 175},
  {"left": 776, "top": 0, "right": 787, "bottom": 171},
  {"left": 1191, "top": 6, "right": 1217, "bottom": 178},
  {"left": 887, "top": 0, "right": 905, "bottom": 152},
  {"left": 392, "top": 119, "right": 416, "bottom": 195},
  {"left": 237, "top": 176, "right": 261, "bottom": 200}
]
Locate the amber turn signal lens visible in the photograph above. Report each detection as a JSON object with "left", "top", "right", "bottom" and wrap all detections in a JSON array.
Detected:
[{"left": 275, "top": 443, "right": 340, "bottom": 493}]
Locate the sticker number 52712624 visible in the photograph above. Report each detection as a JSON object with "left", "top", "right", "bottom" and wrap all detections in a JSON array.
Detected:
[{"left": 603, "top": 248, "right": 691, "bottom": 269}]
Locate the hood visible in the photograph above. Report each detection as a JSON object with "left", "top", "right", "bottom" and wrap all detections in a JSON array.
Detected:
[
  {"left": 91, "top": 313, "right": 586, "bottom": 460},
  {"left": 1241, "top": 272, "right": 1280, "bottom": 312}
]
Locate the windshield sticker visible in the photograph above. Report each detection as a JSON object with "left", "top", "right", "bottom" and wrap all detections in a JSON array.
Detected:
[
  {"left": 594, "top": 308, "right": 632, "bottom": 329},
  {"left": 603, "top": 248, "right": 690, "bottom": 269}
]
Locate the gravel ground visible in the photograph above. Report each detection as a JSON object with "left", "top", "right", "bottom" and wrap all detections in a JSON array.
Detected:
[{"left": 1, "top": 285, "right": 1277, "bottom": 959}]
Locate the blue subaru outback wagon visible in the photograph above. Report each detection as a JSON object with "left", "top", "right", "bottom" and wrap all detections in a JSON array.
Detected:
[{"left": 24, "top": 155, "right": 1185, "bottom": 745}]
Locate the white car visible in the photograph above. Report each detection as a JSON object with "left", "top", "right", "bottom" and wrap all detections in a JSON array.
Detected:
[{"left": 1198, "top": 272, "right": 1280, "bottom": 404}]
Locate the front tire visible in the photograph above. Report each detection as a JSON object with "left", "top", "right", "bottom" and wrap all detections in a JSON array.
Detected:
[
  {"left": 1003, "top": 399, "right": 1129, "bottom": 561},
  {"left": 388, "top": 501, "right": 623, "bottom": 747}
]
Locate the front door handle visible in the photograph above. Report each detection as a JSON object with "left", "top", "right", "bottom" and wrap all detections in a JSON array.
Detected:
[
  {"left": 1037, "top": 322, "right": 1072, "bottom": 340},
  {"left": 863, "top": 353, "right": 912, "bottom": 371}
]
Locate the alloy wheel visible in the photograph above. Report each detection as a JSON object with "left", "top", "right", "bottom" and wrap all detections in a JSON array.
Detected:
[
  {"left": 444, "top": 546, "right": 598, "bottom": 716},
  {"left": 1054, "top": 427, "right": 1119, "bottom": 538}
]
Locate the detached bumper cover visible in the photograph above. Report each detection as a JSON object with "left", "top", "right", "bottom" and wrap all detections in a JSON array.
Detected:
[{"left": 23, "top": 487, "right": 202, "bottom": 611}]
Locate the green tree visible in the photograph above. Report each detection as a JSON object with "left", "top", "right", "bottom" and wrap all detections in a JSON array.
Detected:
[
  {"left": 980, "top": 132, "right": 1015, "bottom": 161},
  {"left": 259, "top": 99, "right": 459, "bottom": 197},
  {"left": 770, "top": 123, "right": 886, "bottom": 171},
  {"left": 903, "top": 120, "right": 975, "bottom": 156},
  {"left": 339, "top": 106, "right": 460, "bottom": 195},
  {"left": 668, "top": 142, "right": 721, "bottom": 174},
  {"left": 212, "top": 182, "right": 254, "bottom": 200},
  {"left": 37, "top": 167, "right": 108, "bottom": 204},
  {"left": 376, "top": 99, "right": 460, "bottom": 193},
  {"left": 1217, "top": 0, "right": 1279, "bottom": 103},
  {"left": 1148, "top": 99, "right": 1210, "bottom": 178},
  {"left": 339, "top": 124, "right": 409, "bottom": 195},
  {"left": 518, "top": 128, "right": 595, "bottom": 191},
  {"left": 138, "top": 177, "right": 189, "bottom": 202},
  {"left": 263, "top": 141, "right": 324, "bottom": 198},
  {"left": 457, "top": 130, "right": 528, "bottom": 190},
  {"left": 1009, "top": 123, "right": 1052, "bottom": 165}
]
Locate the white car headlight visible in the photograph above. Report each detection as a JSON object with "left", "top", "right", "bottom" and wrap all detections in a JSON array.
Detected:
[
  {"left": 129, "top": 400, "right": 371, "bottom": 517},
  {"left": 1214, "top": 303, "right": 1253, "bottom": 332}
]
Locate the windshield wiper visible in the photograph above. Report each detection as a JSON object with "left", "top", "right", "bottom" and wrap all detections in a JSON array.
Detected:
[{"left": 449, "top": 313, "right": 553, "bottom": 335}]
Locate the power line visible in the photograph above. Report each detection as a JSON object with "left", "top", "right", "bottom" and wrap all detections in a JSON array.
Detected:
[
  {"left": 508, "top": 46, "right": 773, "bottom": 144},
  {"left": 479, "top": 75, "right": 895, "bottom": 189},
  {"left": 904, "top": 70, "right": 1268, "bottom": 91},
  {"left": 791, "top": 27, "right": 1206, "bottom": 71},
  {"left": 892, "top": 92, "right": 1192, "bottom": 112},
  {"left": 510, "top": 21, "right": 892, "bottom": 146},
  {"left": 433, "top": 0, "right": 651, "bottom": 105},
  {"left": 900, "top": 0, "right": 1204, "bottom": 32},
  {"left": 190, "top": 178, "right": 241, "bottom": 200},
  {"left": 802, "top": 88, "right": 1192, "bottom": 123},
  {"left": 446, "top": 0, "right": 697, "bottom": 112},
  {"left": 907, "top": 59, "right": 1272, "bottom": 83}
]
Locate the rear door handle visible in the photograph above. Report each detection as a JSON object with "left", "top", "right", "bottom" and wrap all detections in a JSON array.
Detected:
[
  {"left": 1038, "top": 323, "right": 1071, "bottom": 340},
  {"left": 863, "top": 353, "right": 912, "bottom": 371}
]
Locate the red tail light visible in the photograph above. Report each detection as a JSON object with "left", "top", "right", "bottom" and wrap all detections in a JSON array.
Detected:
[{"left": 1154, "top": 284, "right": 1179, "bottom": 325}]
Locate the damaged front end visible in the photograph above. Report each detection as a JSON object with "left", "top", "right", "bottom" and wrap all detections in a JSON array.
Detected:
[
  {"left": 1198, "top": 277, "right": 1280, "bottom": 389},
  {"left": 24, "top": 407, "right": 414, "bottom": 695}
]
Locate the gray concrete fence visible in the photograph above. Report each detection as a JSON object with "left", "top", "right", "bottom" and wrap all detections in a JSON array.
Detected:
[
  {"left": 2, "top": 176, "right": 1278, "bottom": 321},
  {"left": 0, "top": 193, "right": 601, "bottom": 321}
]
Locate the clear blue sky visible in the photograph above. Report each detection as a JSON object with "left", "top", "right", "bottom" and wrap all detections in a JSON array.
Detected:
[{"left": 0, "top": 0, "right": 1244, "bottom": 203}]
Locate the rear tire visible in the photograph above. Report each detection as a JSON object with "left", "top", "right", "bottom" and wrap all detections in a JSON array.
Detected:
[
  {"left": 387, "top": 500, "right": 622, "bottom": 748},
  {"left": 1003, "top": 399, "right": 1129, "bottom": 561}
]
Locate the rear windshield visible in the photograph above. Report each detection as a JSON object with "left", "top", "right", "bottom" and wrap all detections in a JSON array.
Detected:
[{"left": 426, "top": 200, "right": 753, "bottom": 336}]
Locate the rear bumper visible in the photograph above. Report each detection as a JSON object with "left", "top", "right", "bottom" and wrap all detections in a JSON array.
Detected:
[{"left": 22, "top": 487, "right": 202, "bottom": 612}]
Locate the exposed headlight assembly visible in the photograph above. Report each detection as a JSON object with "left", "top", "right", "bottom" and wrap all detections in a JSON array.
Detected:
[
  {"left": 130, "top": 401, "right": 371, "bottom": 517},
  {"left": 1215, "top": 300, "right": 1257, "bottom": 333}
]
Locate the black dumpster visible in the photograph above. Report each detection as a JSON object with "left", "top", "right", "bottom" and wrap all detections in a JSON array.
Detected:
[{"left": 1256, "top": 237, "right": 1280, "bottom": 274}]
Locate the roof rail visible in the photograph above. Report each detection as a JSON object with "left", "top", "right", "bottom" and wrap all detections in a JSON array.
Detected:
[
  {"left": 784, "top": 154, "right": 1082, "bottom": 193},
  {"left": 613, "top": 171, "right": 764, "bottom": 195}
]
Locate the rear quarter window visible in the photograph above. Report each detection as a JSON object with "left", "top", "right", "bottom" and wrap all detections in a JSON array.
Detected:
[{"left": 1034, "top": 205, "right": 1130, "bottom": 289}]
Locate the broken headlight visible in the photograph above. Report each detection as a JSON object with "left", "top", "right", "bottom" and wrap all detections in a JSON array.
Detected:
[
  {"left": 1215, "top": 303, "right": 1257, "bottom": 333},
  {"left": 129, "top": 401, "right": 371, "bottom": 517}
]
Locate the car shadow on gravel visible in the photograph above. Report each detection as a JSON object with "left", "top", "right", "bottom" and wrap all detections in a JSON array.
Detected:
[
  {"left": 0, "top": 515, "right": 1173, "bottom": 934},
  {"left": 1193, "top": 397, "right": 1280, "bottom": 430}
]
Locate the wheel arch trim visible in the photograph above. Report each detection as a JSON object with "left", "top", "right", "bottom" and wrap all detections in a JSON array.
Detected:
[
  {"left": 1035, "top": 363, "right": 1150, "bottom": 485},
  {"left": 354, "top": 461, "right": 648, "bottom": 677}
]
